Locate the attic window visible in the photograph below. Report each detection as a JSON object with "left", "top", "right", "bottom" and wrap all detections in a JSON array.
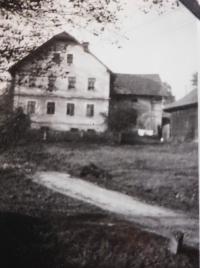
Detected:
[
  {"left": 53, "top": 53, "right": 61, "bottom": 64},
  {"left": 67, "top": 54, "right": 73, "bottom": 64},
  {"left": 88, "top": 78, "right": 96, "bottom": 91}
]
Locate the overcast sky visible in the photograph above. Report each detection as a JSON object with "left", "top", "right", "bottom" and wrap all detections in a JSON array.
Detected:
[{"left": 68, "top": 1, "right": 198, "bottom": 100}]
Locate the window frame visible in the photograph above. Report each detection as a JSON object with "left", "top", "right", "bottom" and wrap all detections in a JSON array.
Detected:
[
  {"left": 66, "top": 103, "right": 75, "bottom": 116},
  {"left": 52, "top": 52, "right": 61, "bottom": 64},
  {"left": 67, "top": 54, "right": 73, "bottom": 64},
  {"left": 88, "top": 78, "right": 96, "bottom": 91},
  {"left": 86, "top": 104, "right": 94, "bottom": 117},
  {"left": 47, "top": 75, "right": 56, "bottom": 92},
  {"left": 27, "top": 100, "right": 36, "bottom": 115},
  {"left": 29, "top": 75, "right": 36, "bottom": 87},
  {"left": 47, "top": 102, "right": 55, "bottom": 115}
]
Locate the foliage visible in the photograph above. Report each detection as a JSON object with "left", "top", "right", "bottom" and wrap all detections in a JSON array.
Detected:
[
  {"left": 191, "top": 72, "right": 198, "bottom": 90},
  {"left": 0, "top": 0, "right": 188, "bottom": 73},
  {"left": 0, "top": 0, "right": 43, "bottom": 13},
  {"left": 0, "top": 107, "right": 31, "bottom": 146},
  {"left": 105, "top": 103, "right": 137, "bottom": 133},
  {"left": 162, "top": 81, "right": 175, "bottom": 104}
]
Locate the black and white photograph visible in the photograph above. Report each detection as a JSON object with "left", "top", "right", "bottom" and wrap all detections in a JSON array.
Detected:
[{"left": 0, "top": 0, "right": 199, "bottom": 267}]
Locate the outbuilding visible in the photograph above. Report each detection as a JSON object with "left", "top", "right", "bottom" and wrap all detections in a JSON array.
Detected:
[{"left": 164, "top": 89, "right": 198, "bottom": 141}]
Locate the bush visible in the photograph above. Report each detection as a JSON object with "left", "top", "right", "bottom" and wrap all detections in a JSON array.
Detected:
[{"left": 0, "top": 107, "right": 31, "bottom": 147}]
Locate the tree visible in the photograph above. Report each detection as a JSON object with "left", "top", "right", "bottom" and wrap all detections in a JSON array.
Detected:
[
  {"left": 103, "top": 103, "right": 137, "bottom": 143},
  {"left": 191, "top": 72, "right": 198, "bottom": 90},
  {"left": 162, "top": 81, "right": 175, "bottom": 104},
  {"left": 1, "top": 0, "right": 194, "bottom": 73},
  {"left": 0, "top": 0, "right": 199, "bottom": 79},
  {"left": 0, "top": 107, "right": 31, "bottom": 146}
]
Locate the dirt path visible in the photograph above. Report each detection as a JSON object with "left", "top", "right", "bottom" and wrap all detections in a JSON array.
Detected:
[{"left": 33, "top": 171, "right": 199, "bottom": 249}]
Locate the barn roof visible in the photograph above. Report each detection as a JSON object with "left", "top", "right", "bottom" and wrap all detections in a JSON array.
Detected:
[
  {"left": 8, "top": 31, "right": 111, "bottom": 74},
  {"left": 164, "top": 89, "right": 198, "bottom": 111},
  {"left": 112, "top": 73, "right": 167, "bottom": 97}
]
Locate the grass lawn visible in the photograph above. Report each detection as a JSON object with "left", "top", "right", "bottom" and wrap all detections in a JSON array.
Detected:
[
  {"left": 2, "top": 141, "right": 197, "bottom": 214},
  {"left": 0, "top": 140, "right": 199, "bottom": 267}
]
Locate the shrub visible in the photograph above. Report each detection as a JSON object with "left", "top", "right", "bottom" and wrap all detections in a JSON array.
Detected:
[{"left": 0, "top": 107, "right": 31, "bottom": 146}]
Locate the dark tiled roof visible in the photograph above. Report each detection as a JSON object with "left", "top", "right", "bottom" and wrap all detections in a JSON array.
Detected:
[
  {"left": 112, "top": 73, "right": 166, "bottom": 97},
  {"left": 164, "top": 89, "right": 198, "bottom": 111}
]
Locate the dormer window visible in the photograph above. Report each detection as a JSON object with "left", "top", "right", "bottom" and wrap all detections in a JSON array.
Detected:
[
  {"left": 67, "top": 54, "right": 73, "bottom": 64},
  {"left": 88, "top": 78, "right": 96, "bottom": 91},
  {"left": 68, "top": 77, "right": 76, "bottom": 90}
]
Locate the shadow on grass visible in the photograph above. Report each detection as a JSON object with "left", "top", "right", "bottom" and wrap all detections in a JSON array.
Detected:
[
  {"left": 0, "top": 212, "right": 198, "bottom": 268},
  {"left": 0, "top": 212, "right": 65, "bottom": 268}
]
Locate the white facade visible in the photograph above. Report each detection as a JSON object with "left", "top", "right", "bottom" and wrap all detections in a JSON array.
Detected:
[{"left": 12, "top": 33, "right": 110, "bottom": 132}]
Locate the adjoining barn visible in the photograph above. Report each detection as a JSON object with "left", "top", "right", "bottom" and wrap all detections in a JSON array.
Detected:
[
  {"left": 111, "top": 73, "right": 168, "bottom": 135},
  {"left": 164, "top": 89, "right": 198, "bottom": 141}
]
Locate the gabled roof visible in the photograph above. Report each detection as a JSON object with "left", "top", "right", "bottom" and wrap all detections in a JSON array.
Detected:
[
  {"left": 8, "top": 31, "right": 111, "bottom": 74},
  {"left": 112, "top": 73, "right": 167, "bottom": 97},
  {"left": 164, "top": 89, "right": 198, "bottom": 111}
]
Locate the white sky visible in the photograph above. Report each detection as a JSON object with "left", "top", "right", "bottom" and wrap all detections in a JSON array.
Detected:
[{"left": 66, "top": 1, "right": 198, "bottom": 100}]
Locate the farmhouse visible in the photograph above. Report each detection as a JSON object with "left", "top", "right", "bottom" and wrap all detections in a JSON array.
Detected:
[
  {"left": 111, "top": 73, "right": 167, "bottom": 134},
  {"left": 8, "top": 31, "right": 168, "bottom": 134},
  {"left": 164, "top": 89, "right": 198, "bottom": 141},
  {"left": 8, "top": 32, "right": 111, "bottom": 132}
]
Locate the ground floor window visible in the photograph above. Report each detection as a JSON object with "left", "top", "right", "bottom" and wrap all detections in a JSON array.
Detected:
[
  {"left": 86, "top": 104, "right": 94, "bottom": 117},
  {"left": 70, "top": 128, "right": 78, "bottom": 132},
  {"left": 27, "top": 101, "right": 36, "bottom": 114},
  {"left": 67, "top": 103, "right": 75, "bottom": 116},
  {"left": 47, "top": 102, "right": 55, "bottom": 114}
]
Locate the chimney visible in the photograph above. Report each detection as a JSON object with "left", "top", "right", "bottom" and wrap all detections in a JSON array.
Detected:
[{"left": 82, "top": 42, "right": 89, "bottom": 52}]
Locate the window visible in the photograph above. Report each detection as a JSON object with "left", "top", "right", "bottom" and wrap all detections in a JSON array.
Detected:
[
  {"left": 68, "top": 77, "right": 76, "bottom": 89},
  {"left": 70, "top": 128, "right": 78, "bottom": 132},
  {"left": 48, "top": 75, "right": 56, "bottom": 92},
  {"left": 132, "top": 98, "right": 138, "bottom": 103},
  {"left": 47, "top": 102, "right": 55, "bottom": 114},
  {"left": 29, "top": 75, "right": 36, "bottom": 87},
  {"left": 52, "top": 53, "right": 61, "bottom": 64},
  {"left": 27, "top": 101, "right": 36, "bottom": 114},
  {"left": 88, "top": 78, "right": 96, "bottom": 91},
  {"left": 86, "top": 104, "right": 94, "bottom": 117},
  {"left": 87, "top": 129, "right": 95, "bottom": 134},
  {"left": 67, "top": 54, "right": 73, "bottom": 64},
  {"left": 67, "top": 103, "right": 75, "bottom": 116}
]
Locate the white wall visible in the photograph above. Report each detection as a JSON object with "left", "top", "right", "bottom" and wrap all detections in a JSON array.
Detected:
[{"left": 13, "top": 39, "right": 110, "bottom": 132}]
